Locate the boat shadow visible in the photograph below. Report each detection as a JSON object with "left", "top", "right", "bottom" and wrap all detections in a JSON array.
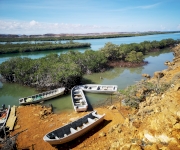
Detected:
[
  {"left": 86, "top": 96, "right": 94, "bottom": 112},
  {"left": 55, "top": 119, "right": 112, "bottom": 150}
]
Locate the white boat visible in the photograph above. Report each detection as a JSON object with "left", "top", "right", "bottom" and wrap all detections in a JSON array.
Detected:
[
  {"left": 0, "top": 105, "right": 10, "bottom": 131},
  {"left": 71, "top": 86, "right": 88, "bottom": 112},
  {"left": 81, "top": 84, "right": 118, "bottom": 94},
  {"left": 19, "top": 87, "right": 65, "bottom": 105},
  {"left": 43, "top": 111, "right": 105, "bottom": 145}
]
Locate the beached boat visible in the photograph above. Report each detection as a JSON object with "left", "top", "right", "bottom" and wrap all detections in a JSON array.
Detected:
[
  {"left": 19, "top": 87, "right": 65, "bottom": 105},
  {"left": 81, "top": 84, "right": 118, "bottom": 94},
  {"left": 0, "top": 105, "right": 10, "bottom": 131},
  {"left": 43, "top": 111, "right": 105, "bottom": 145},
  {"left": 71, "top": 86, "right": 88, "bottom": 112}
]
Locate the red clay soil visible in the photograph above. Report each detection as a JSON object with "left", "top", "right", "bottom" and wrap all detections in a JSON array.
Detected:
[{"left": 10, "top": 104, "right": 130, "bottom": 150}]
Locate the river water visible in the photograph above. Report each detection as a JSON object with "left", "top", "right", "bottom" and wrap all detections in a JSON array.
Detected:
[{"left": 0, "top": 33, "right": 179, "bottom": 113}]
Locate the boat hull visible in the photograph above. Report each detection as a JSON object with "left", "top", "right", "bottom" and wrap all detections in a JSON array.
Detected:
[
  {"left": 43, "top": 111, "right": 105, "bottom": 145},
  {"left": 0, "top": 105, "right": 10, "bottom": 131},
  {"left": 81, "top": 84, "right": 118, "bottom": 94},
  {"left": 19, "top": 87, "right": 65, "bottom": 105},
  {"left": 71, "top": 86, "right": 88, "bottom": 112}
]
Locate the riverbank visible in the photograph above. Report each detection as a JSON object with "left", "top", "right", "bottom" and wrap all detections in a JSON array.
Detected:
[
  {"left": 6, "top": 44, "right": 180, "bottom": 150},
  {"left": 1, "top": 31, "right": 179, "bottom": 42}
]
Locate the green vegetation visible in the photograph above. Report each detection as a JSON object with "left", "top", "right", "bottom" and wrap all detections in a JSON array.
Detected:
[
  {"left": 119, "top": 80, "right": 171, "bottom": 108},
  {"left": 100, "top": 38, "right": 178, "bottom": 63},
  {"left": 0, "top": 41, "right": 91, "bottom": 54},
  {"left": 0, "top": 31, "right": 179, "bottom": 42},
  {"left": 0, "top": 38, "right": 179, "bottom": 89},
  {"left": 0, "top": 51, "right": 107, "bottom": 89}
]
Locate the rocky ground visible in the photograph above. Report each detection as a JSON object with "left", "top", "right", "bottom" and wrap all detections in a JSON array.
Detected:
[{"left": 2, "top": 44, "right": 180, "bottom": 150}]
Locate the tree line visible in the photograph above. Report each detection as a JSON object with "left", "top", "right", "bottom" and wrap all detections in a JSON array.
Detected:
[
  {"left": 0, "top": 31, "right": 179, "bottom": 42},
  {"left": 0, "top": 38, "right": 179, "bottom": 90},
  {"left": 100, "top": 38, "right": 179, "bottom": 62},
  {"left": 0, "top": 41, "right": 91, "bottom": 54}
]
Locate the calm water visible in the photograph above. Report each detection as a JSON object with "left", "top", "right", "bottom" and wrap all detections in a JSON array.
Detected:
[
  {"left": 0, "top": 33, "right": 179, "bottom": 113},
  {"left": 0, "top": 33, "right": 180, "bottom": 64}
]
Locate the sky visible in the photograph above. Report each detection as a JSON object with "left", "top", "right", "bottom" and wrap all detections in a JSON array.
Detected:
[{"left": 0, "top": 0, "right": 180, "bottom": 35}]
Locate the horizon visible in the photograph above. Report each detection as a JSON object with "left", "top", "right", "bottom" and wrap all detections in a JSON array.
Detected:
[
  {"left": 0, "top": 31, "right": 180, "bottom": 36},
  {"left": 0, "top": 0, "right": 180, "bottom": 35}
]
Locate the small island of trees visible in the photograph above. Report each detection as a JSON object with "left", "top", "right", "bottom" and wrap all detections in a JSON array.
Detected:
[{"left": 0, "top": 40, "right": 91, "bottom": 54}]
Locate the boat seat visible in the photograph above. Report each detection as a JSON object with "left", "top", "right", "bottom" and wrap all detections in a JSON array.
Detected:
[
  {"left": 55, "top": 136, "right": 59, "bottom": 139},
  {"left": 77, "top": 127, "right": 81, "bottom": 131},
  {"left": 75, "top": 103, "right": 80, "bottom": 105},
  {"left": 88, "top": 118, "right": 95, "bottom": 123},
  {"left": 74, "top": 96, "right": 82, "bottom": 99},
  {"left": 83, "top": 123, "right": 89, "bottom": 127},
  {"left": 70, "top": 127, "right": 77, "bottom": 134},
  {"left": 74, "top": 93, "right": 81, "bottom": 96},
  {"left": 87, "top": 113, "right": 96, "bottom": 120}
]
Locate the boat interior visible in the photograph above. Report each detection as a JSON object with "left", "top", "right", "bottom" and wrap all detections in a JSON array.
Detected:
[
  {"left": 46, "top": 112, "right": 99, "bottom": 140},
  {"left": 20, "top": 89, "right": 59, "bottom": 103},
  {"left": 83, "top": 85, "right": 116, "bottom": 91},
  {"left": 73, "top": 89, "right": 87, "bottom": 107}
]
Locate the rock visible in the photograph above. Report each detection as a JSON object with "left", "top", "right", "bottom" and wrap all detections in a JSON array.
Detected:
[
  {"left": 156, "top": 134, "right": 174, "bottom": 144},
  {"left": 154, "top": 71, "right": 164, "bottom": 79},
  {"left": 144, "top": 132, "right": 157, "bottom": 143},
  {"left": 113, "top": 124, "right": 120, "bottom": 129},
  {"left": 110, "top": 141, "right": 120, "bottom": 150},
  {"left": 99, "top": 132, "right": 106, "bottom": 137},
  {"left": 109, "top": 105, "right": 116, "bottom": 110},
  {"left": 14, "top": 125, "right": 21, "bottom": 130},
  {"left": 174, "top": 84, "right": 180, "bottom": 91},
  {"left": 144, "top": 144, "right": 158, "bottom": 150},
  {"left": 33, "top": 134, "right": 39, "bottom": 139},
  {"left": 132, "top": 120, "right": 141, "bottom": 128},
  {"left": 142, "top": 74, "right": 151, "bottom": 79},
  {"left": 108, "top": 127, "right": 114, "bottom": 134},
  {"left": 120, "top": 144, "right": 131, "bottom": 150},
  {"left": 173, "top": 123, "right": 180, "bottom": 129},
  {"left": 130, "top": 144, "right": 142, "bottom": 150},
  {"left": 154, "top": 107, "right": 161, "bottom": 113},
  {"left": 176, "top": 111, "right": 180, "bottom": 118},
  {"left": 124, "top": 118, "right": 130, "bottom": 126},
  {"left": 39, "top": 107, "right": 52, "bottom": 119},
  {"left": 115, "top": 128, "right": 122, "bottom": 133},
  {"left": 34, "top": 113, "right": 39, "bottom": 116},
  {"left": 164, "top": 61, "right": 175, "bottom": 66}
]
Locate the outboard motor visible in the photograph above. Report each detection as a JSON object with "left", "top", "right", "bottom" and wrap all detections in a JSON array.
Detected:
[{"left": 2, "top": 104, "right": 5, "bottom": 110}]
